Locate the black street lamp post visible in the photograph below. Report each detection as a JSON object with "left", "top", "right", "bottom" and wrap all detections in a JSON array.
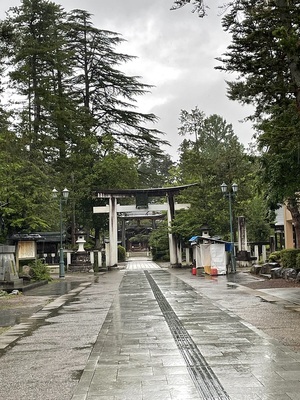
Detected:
[
  {"left": 52, "top": 187, "right": 69, "bottom": 278},
  {"left": 221, "top": 182, "right": 238, "bottom": 273}
]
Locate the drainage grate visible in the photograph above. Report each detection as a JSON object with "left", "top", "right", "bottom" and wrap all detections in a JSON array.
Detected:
[{"left": 144, "top": 270, "right": 230, "bottom": 400}]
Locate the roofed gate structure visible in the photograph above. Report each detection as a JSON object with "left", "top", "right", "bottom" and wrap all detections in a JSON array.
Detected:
[{"left": 93, "top": 184, "right": 196, "bottom": 268}]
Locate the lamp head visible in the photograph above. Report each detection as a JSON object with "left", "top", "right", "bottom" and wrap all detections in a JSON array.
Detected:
[
  {"left": 232, "top": 183, "right": 238, "bottom": 193},
  {"left": 52, "top": 188, "right": 58, "bottom": 198},
  {"left": 220, "top": 182, "right": 227, "bottom": 194},
  {"left": 62, "top": 188, "right": 69, "bottom": 200}
]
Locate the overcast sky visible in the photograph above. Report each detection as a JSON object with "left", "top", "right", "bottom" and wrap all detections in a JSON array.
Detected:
[{"left": 0, "top": 0, "right": 254, "bottom": 160}]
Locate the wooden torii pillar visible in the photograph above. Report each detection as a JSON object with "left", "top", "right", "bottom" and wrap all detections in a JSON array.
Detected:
[{"left": 93, "top": 185, "right": 196, "bottom": 268}]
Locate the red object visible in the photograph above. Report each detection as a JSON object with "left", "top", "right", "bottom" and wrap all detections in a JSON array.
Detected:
[
  {"left": 192, "top": 267, "right": 197, "bottom": 275},
  {"left": 211, "top": 268, "right": 218, "bottom": 276}
]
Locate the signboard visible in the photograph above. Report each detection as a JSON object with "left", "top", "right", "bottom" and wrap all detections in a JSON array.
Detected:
[
  {"left": 136, "top": 192, "right": 148, "bottom": 209},
  {"left": 18, "top": 241, "right": 36, "bottom": 259}
]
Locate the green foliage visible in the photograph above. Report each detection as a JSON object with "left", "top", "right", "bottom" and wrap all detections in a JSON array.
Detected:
[
  {"left": 171, "top": 0, "right": 207, "bottom": 17},
  {"left": 270, "top": 249, "right": 300, "bottom": 270},
  {"left": 218, "top": 1, "right": 300, "bottom": 116},
  {"left": 268, "top": 251, "right": 282, "bottom": 262},
  {"left": 66, "top": 8, "right": 168, "bottom": 158},
  {"left": 216, "top": 0, "right": 300, "bottom": 246},
  {"left": 92, "top": 153, "right": 139, "bottom": 190},
  {"left": 118, "top": 245, "right": 126, "bottom": 262},
  {"left": 173, "top": 108, "right": 270, "bottom": 242},
  {"left": 242, "top": 195, "right": 271, "bottom": 242},
  {"left": 280, "top": 249, "right": 300, "bottom": 270},
  {"left": 149, "top": 221, "right": 170, "bottom": 261},
  {"left": 258, "top": 104, "right": 300, "bottom": 206},
  {"left": 129, "top": 234, "right": 149, "bottom": 243},
  {"left": 90, "top": 152, "right": 140, "bottom": 243},
  {"left": 28, "top": 259, "right": 52, "bottom": 282},
  {"left": 0, "top": 0, "right": 167, "bottom": 243},
  {"left": 0, "top": 128, "right": 55, "bottom": 239},
  {"left": 176, "top": 0, "right": 300, "bottom": 248},
  {"left": 138, "top": 154, "right": 175, "bottom": 188},
  {"left": 296, "top": 253, "right": 300, "bottom": 270}
]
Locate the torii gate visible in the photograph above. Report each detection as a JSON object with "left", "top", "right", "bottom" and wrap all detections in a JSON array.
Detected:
[{"left": 93, "top": 184, "right": 196, "bottom": 267}]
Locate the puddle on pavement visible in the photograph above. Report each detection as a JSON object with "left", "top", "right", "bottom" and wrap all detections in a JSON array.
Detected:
[
  {"left": 24, "top": 281, "right": 81, "bottom": 296},
  {"left": 71, "top": 369, "right": 84, "bottom": 381},
  {"left": 227, "top": 283, "right": 238, "bottom": 289},
  {"left": 0, "top": 283, "right": 81, "bottom": 327},
  {"left": 0, "top": 312, "right": 30, "bottom": 327}
]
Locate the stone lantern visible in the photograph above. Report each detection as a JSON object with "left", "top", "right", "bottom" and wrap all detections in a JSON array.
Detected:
[
  {"left": 76, "top": 230, "right": 86, "bottom": 253},
  {"left": 69, "top": 229, "right": 92, "bottom": 272}
]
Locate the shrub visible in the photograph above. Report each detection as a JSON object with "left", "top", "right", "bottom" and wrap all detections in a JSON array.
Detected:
[
  {"left": 28, "top": 259, "right": 52, "bottom": 282},
  {"left": 152, "top": 249, "right": 169, "bottom": 261},
  {"left": 149, "top": 222, "right": 169, "bottom": 261},
  {"left": 280, "top": 249, "right": 300, "bottom": 270},
  {"left": 268, "top": 251, "right": 282, "bottom": 262},
  {"left": 161, "top": 252, "right": 170, "bottom": 262},
  {"left": 118, "top": 245, "right": 126, "bottom": 262},
  {"left": 296, "top": 253, "right": 300, "bottom": 270}
]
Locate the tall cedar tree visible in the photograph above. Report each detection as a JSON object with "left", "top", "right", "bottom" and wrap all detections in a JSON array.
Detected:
[
  {"left": 0, "top": 0, "right": 76, "bottom": 167},
  {"left": 66, "top": 9, "right": 167, "bottom": 158}
]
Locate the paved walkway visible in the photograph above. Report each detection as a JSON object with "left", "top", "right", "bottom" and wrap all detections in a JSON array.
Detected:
[
  {"left": 1, "top": 260, "right": 300, "bottom": 400},
  {"left": 71, "top": 261, "right": 300, "bottom": 400}
]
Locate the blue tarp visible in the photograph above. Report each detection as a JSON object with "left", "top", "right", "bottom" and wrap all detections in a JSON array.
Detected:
[
  {"left": 189, "top": 235, "right": 232, "bottom": 252},
  {"left": 189, "top": 236, "right": 199, "bottom": 242},
  {"left": 225, "top": 242, "right": 232, "bottom": 252}
]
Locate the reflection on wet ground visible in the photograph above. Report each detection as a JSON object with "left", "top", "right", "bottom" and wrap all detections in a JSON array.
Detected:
[
  {"left": 187, "top": 269, "right": 258, "bottom": 287},
  {"left": 0, "top": 280, "right": 84, "bottom": 327},
  {"left": 1, "top": 310, "right": 33, "bottom": 327},
  {"left": 24, "top": 280, "right": 81, "bottom": 296}
]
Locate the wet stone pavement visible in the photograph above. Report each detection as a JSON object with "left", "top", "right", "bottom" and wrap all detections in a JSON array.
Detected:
[
  {"left": 1, "top": 261, "right": 300, "bottom": 399},
  {"left": 0, "top": 280, "right": 85, "bottom": 328}
]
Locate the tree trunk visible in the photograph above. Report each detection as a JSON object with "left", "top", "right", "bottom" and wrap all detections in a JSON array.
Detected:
[
  {"left": 276, "top": 0, "right": 300, "bottom": 111},
  {"left": 286, "top": 196, "right": 300, "bottom": 248}
]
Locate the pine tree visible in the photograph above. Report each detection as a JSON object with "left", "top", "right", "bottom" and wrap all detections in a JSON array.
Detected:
[{"left": 66, "top": 9, "right": 167, "bottom": 158}]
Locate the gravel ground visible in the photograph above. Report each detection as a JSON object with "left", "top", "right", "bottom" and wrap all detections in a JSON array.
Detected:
[
  {"left": 242, "top": 276, "right": 300, "bottom": 289},
  {"left": 0, "top": 293, "right": 49, "bottom": 309}
]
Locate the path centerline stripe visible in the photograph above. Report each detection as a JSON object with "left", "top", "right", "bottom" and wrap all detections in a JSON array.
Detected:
[{"left": 144, "top": 270, "right": 231, "bottom": 400}]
